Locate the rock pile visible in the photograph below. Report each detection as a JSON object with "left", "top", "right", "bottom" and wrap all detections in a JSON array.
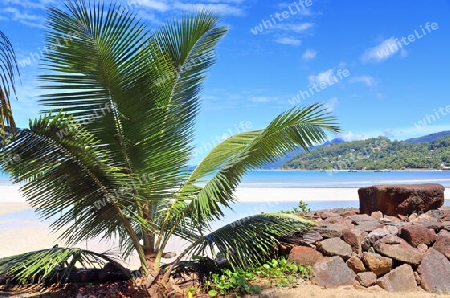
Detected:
[{"left": 282, "top": 206, "right": 450, "bottom": 293}]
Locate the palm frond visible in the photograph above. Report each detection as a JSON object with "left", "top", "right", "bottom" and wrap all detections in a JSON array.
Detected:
[
  {"left": 0, "top": 247, "right": 127, "bottom": 285},
  {"left": 184, "top": 212, "right": 315, "bottom": 270},
  {"left": 0, "top": 113, "right": 149, "bottom": 265},
  {"left": 0, "top": 30, "right": 20, "bottom": 140},
  {"left": 163, "top": 104, "right": 340, "bottom": 240}
]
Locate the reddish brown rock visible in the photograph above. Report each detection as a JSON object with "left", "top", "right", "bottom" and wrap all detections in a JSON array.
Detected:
[
  {"left": 362, "top": 252, "right": 392, "bottom": 277},
  {"left": 373, "top": 235, "right": 424, "bottom": 265},
  {"left": 418, "top": 248, "right": 450, "bottom": 293},
  {"left": 358, "top": 184, "right": 445, "bottom": 216},
  {"left": 400, "top": 224, "right": 437, "bottom": 247},
  {"left": 356, "top": 272, "right": 377, "bottom": 287},
  {"left": 312, "top": 257, "right": 356, "bottom": 288},
  {"left": 346, "top": 256, "right": 366, "bottom": 273},
  {"left": 377, "top": 264, "right": 417, "bottom": 292},
  {"left": 433, "top": 235, "right": 450, "bottom": 258},
  {"left": 342, "top": 228, "right": 364, "bottom": 254},
  {"left": 288, "top": 246, "right": 323, "bottom": 267}
]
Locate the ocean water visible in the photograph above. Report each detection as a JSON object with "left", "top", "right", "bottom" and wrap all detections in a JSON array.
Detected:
[
  {"left": 2, "top": 170, "right": 450, "bottom": 188},
  {"left": 238, "top": 170, "right": 450, "bottom": 188}
]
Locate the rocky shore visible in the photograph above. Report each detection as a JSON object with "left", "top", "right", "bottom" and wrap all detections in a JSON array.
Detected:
[{"left": 281, "top": 185, "right": 450, "bottom": 294}]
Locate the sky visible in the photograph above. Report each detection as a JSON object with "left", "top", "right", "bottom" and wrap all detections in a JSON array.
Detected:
[{"left": 1, "top": 0, "right": 450, "bottom": 165}]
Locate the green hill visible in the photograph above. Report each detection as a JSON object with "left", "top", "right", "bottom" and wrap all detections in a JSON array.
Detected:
[
  {"left": 404, "top": 130, "right": 450, "bottom": 144},
  {"left": 281, "top": 136, "right": 450, "bottom": 171}
]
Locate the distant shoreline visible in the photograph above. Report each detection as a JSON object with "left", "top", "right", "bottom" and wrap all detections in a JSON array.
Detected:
[{"left": 265, "top": 169, "right": 444, "bottom": 172}]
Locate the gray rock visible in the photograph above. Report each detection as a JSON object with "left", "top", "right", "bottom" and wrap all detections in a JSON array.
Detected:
[
  {"left": 356, "top": 272, "right": 377, "bottom": 287},
  {"left": 377, "top": 264, "right": 417, "bottom": 292},
  {"left": 433, "top": 235, "right": 450, "bottom": 258},
  {"left": 312, "top": 257, "right": 356, "bottom": 288},
  {"left": 300, "top": 230, "right": 323, "bottom": 246},
  {"left": 348, "top": 214, "right": 379, "bottom": 224},
  {"left": 317, "top": 237, "right": 352, "bottom": 259},
  {"left": 374, "top": 235, "right": 424, "bottom": 265},
  {"left": 363, "top": 228, "right": 390, "bottom": 248},
  {"left": 358, "top": 221, "right": 383, "bottom": 233},
  {"left": 320, "top": 211, "right": 341, "bottom": 219},
  {"left": 418, "top": 248, "right": 450, "bottom": 293},
  {"left": 383, "top": 225, "right": 399, "bottom": 236},
  {"left": 314, "top": 224, "right": 346, "bottom": 238}
]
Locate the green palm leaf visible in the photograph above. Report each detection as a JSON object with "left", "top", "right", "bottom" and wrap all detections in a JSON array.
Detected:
[
  {"left": 0, "top": 247, "right": 127, "bottom": 285},
  {"left": 161, "top": 104, "right": 340, "bottom": 241},
  {"left": 177, "top": 213, "right": 315, "bottom": 270}
]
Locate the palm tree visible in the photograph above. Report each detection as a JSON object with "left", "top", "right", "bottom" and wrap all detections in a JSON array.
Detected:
[
  {"left": 0, "top": 0, "right": 341, "bottom": 287},
  {"left": 0, "top": 30, "right": 19, "bottom": 143}
]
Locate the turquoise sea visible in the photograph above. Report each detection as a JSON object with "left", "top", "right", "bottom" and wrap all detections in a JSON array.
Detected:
[{"left": 2, "top": 170, "right": 450, "bottom": 188}]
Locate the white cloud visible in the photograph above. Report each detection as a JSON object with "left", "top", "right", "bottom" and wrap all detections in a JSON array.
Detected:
[
  {"left": 350, "top": 75, "right": 377, "bottom": 87},
  {"left": 130, "top": 0, "right": 171, "bottom": 12},
  {"left": 340, "top": 132, "right": 366, "bottom": 142},
  {"left": 308, "top": 69, "right": 334, "bottom": 85},
  {"left": 275, "top": 36, "right": 301, "bottom": 46},
  {"left": 302, "top": 48, "right": 316, "bottom": 60},
  {"left": 383, "top": 128, "right": 395, "bottom": 138},
  {"left": 324, "top": 97, "right": 338, "bottom": 113},
  {"left": 1, "top": 7, "right": 45, "bottom": 28},
  {"left": 277, "top": 23, "right": 314, "bottom": 33},
  {"left": 361, "top": 37, "right": 408, "bottom": 63},
  {"left": 173, "top": 2, "right": 244, "bottom": 16}
]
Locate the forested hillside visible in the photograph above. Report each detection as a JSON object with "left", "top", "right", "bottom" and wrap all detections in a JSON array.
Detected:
[{"left": 281, "top": 136, "right": 450, "bottom": 170}]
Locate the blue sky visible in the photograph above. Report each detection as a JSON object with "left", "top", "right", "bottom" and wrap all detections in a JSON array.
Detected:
[{"left": 1, "top": 0, "right": 450, "bottom": 164}]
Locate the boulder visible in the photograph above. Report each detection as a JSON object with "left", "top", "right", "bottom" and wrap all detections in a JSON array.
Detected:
[
  {"left": 288, "top": 246, "right": 323, "bottom": 267},
  {"left": 377, "top": 264, "right": 417, "bottom": 292},
  {"left": 312, "top": 257, "right": 356, "bottom": 288},
  {"left": 356, "top": 272, "right": 377, "bottom": 287},
  {"left": 432, "top": 235, "right": 450, "bottom": 258},
  {"left": 418, "top": 248, "right": 450, "bottom": 293},
  {"left": 362, "top": 252, "right": 392, "bottom": 277},
  {"left": 373, "top": 235, "right": 424, "bottom": 265},
  {"left": 358, "top": 184, "right": 445, "bottom": 216},
  {"left": 400, "top": 224, "right": 437, "bottom": 247},
  {"left": 346, "top": 256, "right": 366, "bottom": 273},
  {"left": 317, "top": 237, "right": 352, "bottom": 259},
  {"left": 342, "top": 228, "right": 364, "bottom": 254}
]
